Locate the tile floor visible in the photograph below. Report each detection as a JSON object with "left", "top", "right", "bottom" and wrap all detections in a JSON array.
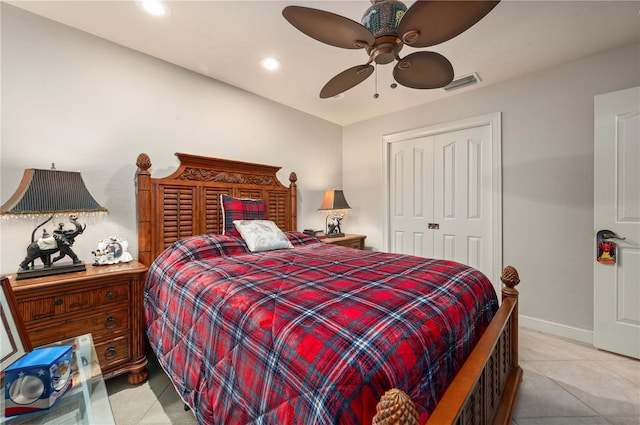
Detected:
[{"left": 106, "top": 328, "right": 640, "bottom": 424}]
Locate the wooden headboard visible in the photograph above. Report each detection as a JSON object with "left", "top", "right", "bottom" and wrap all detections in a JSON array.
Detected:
[{"left": 135, "top": 152, "right": 297, "bottom": 267}]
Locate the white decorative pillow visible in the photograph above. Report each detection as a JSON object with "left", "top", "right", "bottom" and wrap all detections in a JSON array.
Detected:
[{"left": 233, "top": 220, "right": 294, "bottom": 252}]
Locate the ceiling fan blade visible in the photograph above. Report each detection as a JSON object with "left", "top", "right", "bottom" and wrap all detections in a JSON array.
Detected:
[
  {"left": 283, "top": 6, "right": 375, "bottom": 49},
  {"left": 393, "top": 52, "right": 454, "bottom": 89},
  {"left": 320, "top": 65, "right": 374, "bottom": 98},
  {"left": 398, "top": 1, "right": 500, "bottom": 48}
]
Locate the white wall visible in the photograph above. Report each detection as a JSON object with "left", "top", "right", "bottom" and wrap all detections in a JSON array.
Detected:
[
  {"left": 343, "top": 43, "right": 640, "bottom": 338},
  {"left": 0, "top": 4, "right": 342, "bottom": 274}
]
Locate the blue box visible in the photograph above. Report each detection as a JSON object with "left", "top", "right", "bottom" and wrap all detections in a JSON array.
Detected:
[{"left": 4, "top": 345, "right": 73, "bottom": 416}]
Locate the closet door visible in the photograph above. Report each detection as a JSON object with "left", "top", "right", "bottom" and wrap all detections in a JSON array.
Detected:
[
  {"left": 433, "top": 125, "right": 493, "bottom": 273},
  {"left": 389, "top": 136, "right": 435, "bottom": 257},
  {"left": 387, "top": 121, "right": 496, "bottom": 282}
]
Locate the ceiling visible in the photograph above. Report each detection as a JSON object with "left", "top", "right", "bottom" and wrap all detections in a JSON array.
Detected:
[{"left": 6, "top": 0, "right": 640, "bottom": 126}]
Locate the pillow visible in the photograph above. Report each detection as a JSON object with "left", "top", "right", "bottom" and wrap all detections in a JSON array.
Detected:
[
  {"left": 286, "top": 231, "right": 322, "bottom": 247},
  {"left": 221, "top": 194, "right": 266, "bottom": 237},
  {"left": 233, "top": 220, "right": 294, "bottom": 252}
]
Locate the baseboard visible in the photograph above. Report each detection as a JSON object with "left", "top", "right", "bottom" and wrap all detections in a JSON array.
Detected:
[{"left": 520, "top": 315, "right": 594, "bottom": 345}]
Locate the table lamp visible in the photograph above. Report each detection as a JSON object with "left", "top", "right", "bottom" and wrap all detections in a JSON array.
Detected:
[
  {"left": 0, "top": 165, "right": 107, "bottom": 280},
  {"left": 318, "top": 189, "right": 351, "bottom": 238}
]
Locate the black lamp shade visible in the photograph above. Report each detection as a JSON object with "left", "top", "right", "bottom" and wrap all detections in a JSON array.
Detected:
[{"left": 1, "top": 168, "right": 107, "bottom": 216}]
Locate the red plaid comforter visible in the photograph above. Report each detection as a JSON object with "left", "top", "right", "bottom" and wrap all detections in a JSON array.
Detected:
[{"left": 144, "top": 232, "right": 498, "bottom": 425}]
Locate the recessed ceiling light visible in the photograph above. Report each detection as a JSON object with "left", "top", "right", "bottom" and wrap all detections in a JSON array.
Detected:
[
  {"left": 260, "top": 58, "right": 282, "bottom": 71},
  {"left": 138, "top": 0, "right": 170, "bottom": 17}
]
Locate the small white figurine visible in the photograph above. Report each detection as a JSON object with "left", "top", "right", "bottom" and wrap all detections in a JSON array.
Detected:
[{"left": 92, "top": 237, "right": 133, "bottom": 265}]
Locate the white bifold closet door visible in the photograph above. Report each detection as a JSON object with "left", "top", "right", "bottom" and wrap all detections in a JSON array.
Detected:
[{"left": 389, "top": 124, "right": 494, "bottom": 281}]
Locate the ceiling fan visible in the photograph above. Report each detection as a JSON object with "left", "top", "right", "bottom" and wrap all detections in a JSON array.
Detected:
[{"left": 282, "top": 0, "right": 500, "bottom": 98}]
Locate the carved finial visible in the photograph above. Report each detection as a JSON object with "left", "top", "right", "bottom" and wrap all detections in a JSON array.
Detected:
[
  {"left": 136, "top": 153, "right": 151, "bottom": 171},
  {"left": 372, "top": 388, "right": 419, "bottom": 425},
  {"left": 289, "top": 171, "right": 298, "bottom": 184},
  {"left": 500, "top": 265, "right": 520, "bottom": 289}
]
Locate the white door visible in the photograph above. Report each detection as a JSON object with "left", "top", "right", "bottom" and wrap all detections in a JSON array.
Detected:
[
  {"left": 389, "top": 136, "right": 435, "bottom": 258},
  {"left": 594, "top": 86, "right": 640, "bottom": 359},
  {"left": 386, "top": 113, "right": 500, "bottom": 288},
  {"left": 433, "top": 126, "right": 492, "bottom": 273}
]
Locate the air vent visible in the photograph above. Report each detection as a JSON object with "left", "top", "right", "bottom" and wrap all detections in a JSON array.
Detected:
[{"left": 444, "top": 73, "right": 480, "bottom": 92}]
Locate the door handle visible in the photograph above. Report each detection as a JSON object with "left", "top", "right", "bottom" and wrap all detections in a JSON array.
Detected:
[{"left": 600, "top": 231, "right": 626, "bottom": 241}]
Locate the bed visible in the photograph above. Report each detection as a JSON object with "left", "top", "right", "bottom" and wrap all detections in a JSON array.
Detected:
[{"left": 135, "top": 152, "right": 522, "bottom": 425}]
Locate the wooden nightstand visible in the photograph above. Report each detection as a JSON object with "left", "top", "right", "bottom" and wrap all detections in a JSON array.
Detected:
[
  {"left": 6, "top": 261, "right": 148, "bottom": 384},
  {"left": 322, "top": 234, "right": 366, "bottom": 250}
]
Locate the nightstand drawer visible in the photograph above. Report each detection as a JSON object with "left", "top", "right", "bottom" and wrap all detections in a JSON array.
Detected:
[
  {"left": 27, "top": 307, "right": 130, "bottom": 346},
  {"left": 322, "top": 234, "right": 366, "bottom": 250},
  {"left": 18, "top": 283, "right": 129, "bottom": 321},
  {"left": 95, "top": 336, "right": 131, "bottom": 369},
  {"left": 337, "top": 239, "right": 363, "bottom": 249}
]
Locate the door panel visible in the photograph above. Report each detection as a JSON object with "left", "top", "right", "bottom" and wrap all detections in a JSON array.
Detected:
[
  {"left": 389, "top": 137, "right": 434, "bottom": 257},
  {"left": 434, "top": 125, "right": 492, "bottom": 275},
  {"left": 594, "top": 86, "right": 640, "bottom": 359}
]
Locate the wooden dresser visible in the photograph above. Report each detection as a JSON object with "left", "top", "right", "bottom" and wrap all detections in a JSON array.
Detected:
[
  {"left": 322, "top": 234, "right": 366, "bottom": 250},
  {"left": 7, "top": 261, "right": 148, "bottom": 384}
]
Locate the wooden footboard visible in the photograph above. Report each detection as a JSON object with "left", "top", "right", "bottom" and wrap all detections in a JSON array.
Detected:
[{"left": 373, "top": 266, "right": 522, "bottom": 425}]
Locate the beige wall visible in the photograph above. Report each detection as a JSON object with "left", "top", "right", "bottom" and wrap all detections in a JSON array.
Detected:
[
  {"left": 342, "top": 43, "right": 640, "bottom": 339},
  {"left": 0, "top": 4, "right": 342, "bottom": 274}
]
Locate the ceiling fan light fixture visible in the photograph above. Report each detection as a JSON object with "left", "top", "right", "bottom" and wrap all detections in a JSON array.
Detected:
[
  {"left": 361, "top": 0, "right": 407, "bottom": 38},
  {"left": 371, "top": 44, "right": 394, "bottom": 64}
]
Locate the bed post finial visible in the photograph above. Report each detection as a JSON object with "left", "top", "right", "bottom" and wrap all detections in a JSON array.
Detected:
[
  {"left": 501, "top": 265, "right": 520, "bottom": 371},
  {"left": 500, "top": 265, "right": 520, "bottom": 298},
  {"left": 289, "top": 172, "right": 298, "bottom": 231},
  {"left": 136, "top": 153, "right": 152, "bottom": 171},
  {"left": 372, "top": 388, "right": 419, "bottom": 425},
  {"left": 136, "top": 153, "right": 152, "bottom": 266}
]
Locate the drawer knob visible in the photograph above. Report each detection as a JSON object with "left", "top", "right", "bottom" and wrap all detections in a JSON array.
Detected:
[
  {"left": 104, "top": 316, "right": 118, "bottom": 330},
  {"left": 104, "top": 347, "right": 118, "bottom": 360},
  {"left": 106, "top": 291, "right": 115, "bottom": 299},
  {"left": 54, "top": 299, "right": 63, "bottom": 306}
]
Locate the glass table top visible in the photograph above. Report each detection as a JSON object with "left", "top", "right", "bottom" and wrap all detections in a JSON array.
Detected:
[{"left": 1, "top": 333, "right": 114, "bottom": 425}]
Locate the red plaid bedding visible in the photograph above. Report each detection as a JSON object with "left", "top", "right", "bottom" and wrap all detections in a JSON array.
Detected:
[{"left": 144, "top": 232, "right": 498, "bottom": 425}]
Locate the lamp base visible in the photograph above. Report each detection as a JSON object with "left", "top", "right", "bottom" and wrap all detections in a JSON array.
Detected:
[
  {"left": 16, "top": 262, "right": 87, "bottom": 280},
  {"left": 326, "top": 233, "right": 345, "bottom": 238}
]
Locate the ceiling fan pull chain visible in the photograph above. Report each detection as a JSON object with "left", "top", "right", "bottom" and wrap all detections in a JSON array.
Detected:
[
  {"left": 374, "top": 64, "right": 380, "bottom": 99},
  {"left": 391, "top": 60, "right": 398, "bottom": 89}
]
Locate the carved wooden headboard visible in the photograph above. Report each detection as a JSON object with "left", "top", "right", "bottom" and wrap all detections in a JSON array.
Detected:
[{"left": 135, "top": 152, "right": 297, "bottom": 267}]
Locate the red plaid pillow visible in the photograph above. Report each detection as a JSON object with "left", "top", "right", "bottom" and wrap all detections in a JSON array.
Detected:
[{"left": 221, "top": 194, "right": 266, "bottom": 237}]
